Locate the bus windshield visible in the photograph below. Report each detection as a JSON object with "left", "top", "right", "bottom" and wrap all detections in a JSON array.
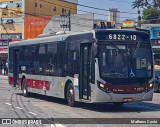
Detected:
[{"left": 98, "top": 43, "right": 152, "bottom": 79}]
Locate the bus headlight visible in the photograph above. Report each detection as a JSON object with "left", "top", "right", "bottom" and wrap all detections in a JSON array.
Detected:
[
  {"left": 100, "top": 83, "right": 105, "bottom": 88},
  {"left": 144, "top": 83, "right": 154, "bottom": 92},
  {"left": 149, "top": 83, "right": 153, "bottom": 88},
  {"left": 98, "top": 81, "right": 110, "bottom": 93}
]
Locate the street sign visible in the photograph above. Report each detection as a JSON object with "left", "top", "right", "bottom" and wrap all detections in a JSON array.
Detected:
[{"left": 122, "top": 20, "right": 135, "bottom": 28}]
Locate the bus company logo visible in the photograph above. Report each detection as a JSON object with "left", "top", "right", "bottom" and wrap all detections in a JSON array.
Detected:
[{"left": 2, "top": 119, "right": 11, "bottom": 124}]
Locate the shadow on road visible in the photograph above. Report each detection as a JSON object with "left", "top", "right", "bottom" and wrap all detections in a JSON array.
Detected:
[{"left": 16, "top": 92, "right": 160, "bottom": 113}]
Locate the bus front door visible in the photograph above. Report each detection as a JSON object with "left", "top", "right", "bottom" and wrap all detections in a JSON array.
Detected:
[
  {"left": 13, "top": 49, "right": 19, "bottom": 87},
  {"left": 80, "top": 43, "right": 91, "bottom": 100}
]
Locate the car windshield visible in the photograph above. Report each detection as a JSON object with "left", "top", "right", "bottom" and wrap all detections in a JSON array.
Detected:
[{"left": 98, "top": 43, "right": 152, "bottom": 79}]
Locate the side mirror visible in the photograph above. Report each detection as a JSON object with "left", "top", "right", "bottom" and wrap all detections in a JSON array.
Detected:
[
  {"left": 95, "top": 58, "right": 98, "bottom": 63},
  {"left": 155, "top": 75, "right": 159, "bottom": 80}
]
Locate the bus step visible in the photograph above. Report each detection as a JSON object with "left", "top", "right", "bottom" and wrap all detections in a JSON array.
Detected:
[{"left": 79, "top": 99, "right": 91, "bottom": 103}]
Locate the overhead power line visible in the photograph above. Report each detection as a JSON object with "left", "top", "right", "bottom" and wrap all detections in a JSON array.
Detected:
[
  {"left": 39, "top": 0, "right": 138, "bottom": 15},
  {"left": 107, "top": 0, "right": 131, "bottom": 3}
]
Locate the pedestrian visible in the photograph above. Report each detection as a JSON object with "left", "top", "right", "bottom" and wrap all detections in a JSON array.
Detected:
[{"left": 6, "top": 60, "right": 8, "bottom": 75}]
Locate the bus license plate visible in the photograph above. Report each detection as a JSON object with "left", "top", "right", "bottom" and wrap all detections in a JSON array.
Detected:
[{"left": 123, "top": 98, "right": 133, "bottom": 102}]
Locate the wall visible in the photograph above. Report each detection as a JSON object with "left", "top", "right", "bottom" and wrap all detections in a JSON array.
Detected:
[
  {"left": 24, "top": 0, "right": 77, "bottom": 17},
  {"left": 0, "top": 0, "right": 23, "bottom": 38},
  {"left": 24, "top": 0, "right": 77, "bottom": 39},
  {"left": 24, "top": 16, "right": 52, "bottom": 39},
  {"left": 43, "top": 14, "right": 94, "bottom": 34}
]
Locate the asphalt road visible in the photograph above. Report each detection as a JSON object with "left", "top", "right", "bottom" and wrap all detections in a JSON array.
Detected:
[{"left": 0, "top": 75, "right": 160, "bottom": 127}]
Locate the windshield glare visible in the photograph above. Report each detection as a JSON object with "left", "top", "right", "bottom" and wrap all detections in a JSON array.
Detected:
[{"left": 98, "top": 44, "right": 152, "bottom": 79}]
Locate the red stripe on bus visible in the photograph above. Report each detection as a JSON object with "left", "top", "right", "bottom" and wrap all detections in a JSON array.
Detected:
[
  {"left": 27, "top": 79, "right": 49, "bottom": 90},
  {"left": 9, "top": 77, "right": 50, "bottom": 90},
  {"left": 109, "top": 83, "right": 149, "bottom": 94},
  {"left": 18, "top": 78, "right": 22, "bottom": 87},
  {"left": 8, "top": 77, "right": 13, "bottom": 85}
]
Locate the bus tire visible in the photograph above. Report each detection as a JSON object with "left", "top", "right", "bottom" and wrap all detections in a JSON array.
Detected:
[
  {"left": 158, "top": 85, "right": 160, "bottom": 93},
  {"left": 67, "top": 83, "right": 77, "bottom": 107},
  {"left": 22, "top": 78, "right": 30, "bottom": 97},
  {"left": 113, "top": 102, "right": 124, "bottom": 106}
]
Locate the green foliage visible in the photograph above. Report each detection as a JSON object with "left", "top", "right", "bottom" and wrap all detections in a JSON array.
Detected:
[
  {"left": 132, "top": 0, "right": 160, "bottom": 9},
  {"left": 143, "top": 8, "right": 160, "bottom": 23}
]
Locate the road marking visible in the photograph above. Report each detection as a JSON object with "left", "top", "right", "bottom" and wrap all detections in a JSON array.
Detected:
[
  {"left": 29, "top": 112, "right": 37, "bottom": 116},
  {"left": 11, "top": 109, "right": 16, "bottom": 111},
  {"left": 16, "top": 107, "right": 23, "bottom": 110},
  {"left": 5, "top": 102, "right": 12, "bottom": 106},
  {"left": 51, "top": 124, "right": 66, "bottom": 127}
]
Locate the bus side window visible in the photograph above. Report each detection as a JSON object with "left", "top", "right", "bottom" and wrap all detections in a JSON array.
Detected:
[
  {"left": 24, "top": 47, "right": 29, "bottom": 74},
  {"left": 39, "top": 44, "right": 47, "bottom": 75},
  {"left": 61, "top": 42, "right": 68, "bottom": 76},
  {"left": 47, "top": 43, "right": 57, "bottom": 76},
  {"left": 68, "top": 42, "right": 79, "bottom": 76},
  {"left": 9, "top": 48, "right": 14, "bottom": 73},
  {"left": 19, "top": 47, "right": 24, "bottom": 73},
  {"left": 33, "top": 45, "right": 39, "bottom": 74},
  {"left": 57, "top": 43, "right": 63, "bottom": 76}
]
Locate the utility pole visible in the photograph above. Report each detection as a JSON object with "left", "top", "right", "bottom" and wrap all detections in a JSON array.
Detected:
[
  {"left": 137, "top": 0, "right": 141, "bottom": 27},
  {"left": 68, "top": 10, "right": 71, "bottom": 31},
  {"left": 60, "top": 10, "right": 71, "bottom": 31},
  {"left": 137, "top": 8, "right": 141, "bottom": 27}
]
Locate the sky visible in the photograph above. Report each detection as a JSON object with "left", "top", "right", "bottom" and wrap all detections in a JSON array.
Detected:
[{"left": 78, "top": 0, "right": 139, "bottom": 22}]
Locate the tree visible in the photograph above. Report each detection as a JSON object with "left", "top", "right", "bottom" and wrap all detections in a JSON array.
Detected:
[
  {"left": 142, "top": 8, "right": 160, "bottom": 23},
  {"left": 132, "top": 0, "right": 160, "bottom": 9},
  {"left": 132, "top": 0, "right": 160, "bottom": 24}
]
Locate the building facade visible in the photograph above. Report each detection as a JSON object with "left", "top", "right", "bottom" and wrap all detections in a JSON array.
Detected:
[
  {"left": 43, "top": 14, "right": 94, "bottom": 34},
  {"left": 0, "top": 0, "right": 78, "bottom": 40},
  {"left": 142, "top": 24, "right": 160, "bottom": 64},
  {"left": 0, "top": 0, "right": 77, "bottom": 72},
  {"left": 108, "top": 8, "right": 120, "bottom": 23}
]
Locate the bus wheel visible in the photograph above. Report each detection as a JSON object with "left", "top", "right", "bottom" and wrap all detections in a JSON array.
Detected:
[
  {"left": 67, "top": 83, "right": 77, "bottom": 107},
  {"left": 158, "top": 85, "right": 160, "bottom": 93},
  {"left": 22, "top": 78, "right": 29, "bottom": 97},
  {"left": 113, "top": 102, "right": 124, "bottom": 106}
]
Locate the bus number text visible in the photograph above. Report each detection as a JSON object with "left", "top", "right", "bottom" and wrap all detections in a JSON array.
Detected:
[{"left": 108, "top": 34, "right": 137, "bottom": 41}]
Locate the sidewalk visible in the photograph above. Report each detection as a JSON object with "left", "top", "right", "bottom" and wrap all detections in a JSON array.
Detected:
[{"left": 0, "top": 75, "right": 8, "bottom": 80}]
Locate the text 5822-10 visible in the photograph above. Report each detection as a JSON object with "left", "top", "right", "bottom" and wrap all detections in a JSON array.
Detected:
[{"left": 108, "top": 34, "right": 137, "bottom": 41}]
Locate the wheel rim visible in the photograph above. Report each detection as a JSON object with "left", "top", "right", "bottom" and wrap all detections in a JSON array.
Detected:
[
  {"left": 68, "top": 87, "right": 73, "bottom": 103},
  {"left": 23, "top": 86, "right": 26, "bottom": 95},
  {"left": 23, "top": 80, "right": 27, "bottom": 95}
]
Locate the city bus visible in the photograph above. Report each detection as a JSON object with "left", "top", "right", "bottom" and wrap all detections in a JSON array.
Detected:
[{"left": 8, "top": 29, "right": 154, "bottom": 106}]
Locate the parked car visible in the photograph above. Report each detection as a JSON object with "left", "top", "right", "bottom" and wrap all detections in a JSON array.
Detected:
[{"left": 154, "top": 69, "right": 160, "bottom": 92}]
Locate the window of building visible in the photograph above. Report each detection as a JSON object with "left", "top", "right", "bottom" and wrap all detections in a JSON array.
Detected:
[
  {"left": 16, "top": 3, "right": 22, "bottom": 8},
  {"left": 0, "top": 4, "right": 8, "bottom": 9},
  {"left": 35, "top": 3, "right": 37, "bottom": 7},
  {"left": 40, "top": 4, "right": 42, "bottom": 8},
  {"left": 53, "top": 7, "right": 56, "bottom": 11},
  {"left": 1, "top": 33, "right": 22, "bottom": 39},
  {"left": 62, "top": 8, "right": 65, "bottom": 14}
]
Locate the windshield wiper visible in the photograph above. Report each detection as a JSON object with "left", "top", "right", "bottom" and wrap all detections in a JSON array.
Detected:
[
  {"left": 133, "top": 42, "right": 141, "bottom": 58},
  {"left": 108, "top": 41, "right": 130, "bottom": 62}
]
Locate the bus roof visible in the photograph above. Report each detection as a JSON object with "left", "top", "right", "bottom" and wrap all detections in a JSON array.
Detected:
[
  {"left": 9, "top": 29, "right": 149, "bottom": 47},
  {"left": 9, "top": 30, "right": 93, "bottom": 47},
  {"left": 95, "top": 29, "right": 150, "bottom": 34}
]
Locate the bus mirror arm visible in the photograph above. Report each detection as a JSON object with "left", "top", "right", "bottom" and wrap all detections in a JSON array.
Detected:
[{"left": 95, "top": 58, "right": 98, "bottom": 63}]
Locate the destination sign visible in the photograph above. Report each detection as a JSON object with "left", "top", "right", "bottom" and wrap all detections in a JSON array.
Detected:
[
  {"left": 96, "top": 32, "right": 150, "bottom": 42},
  {"left": 107, "top": 34, "right": 137, "bottom": 41}
]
